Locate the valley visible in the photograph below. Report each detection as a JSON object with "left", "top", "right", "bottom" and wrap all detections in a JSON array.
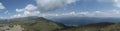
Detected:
[{"left": 0, "top": 17, "right": 120, "bottom": 31}]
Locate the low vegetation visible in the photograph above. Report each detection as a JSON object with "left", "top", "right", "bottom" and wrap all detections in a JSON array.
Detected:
[{"left": 0, "top": 17, "right": 120, "bottom": 31}]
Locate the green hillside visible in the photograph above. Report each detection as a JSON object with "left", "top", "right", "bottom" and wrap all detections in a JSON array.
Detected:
[
  {"left": 1, "top": 17, "right": 120, "bottom": 31},
  {"left": 2, "top": 17, "right": 64, "bottom": 31}
]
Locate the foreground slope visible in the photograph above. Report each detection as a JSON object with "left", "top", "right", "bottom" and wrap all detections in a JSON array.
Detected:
[
  {"left": 1, "top": 17, "right": 120, "bottom": 31},
  {"left": 0, "top": 17, "right": 64, "bottom": 31}
]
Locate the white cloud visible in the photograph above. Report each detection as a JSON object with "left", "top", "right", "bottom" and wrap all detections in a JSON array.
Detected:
[
  {"left": 16, "top": 4, "right": 38, "bottom": 12},
  {"left": 11, "top": 4, "right": 40, "bottom": 18},
  {"left": 0, "top": 2, "right": 5, "bottom": 9},
  {"left": 25, "top": 4, "right": 38, "bottom": 11},
  {"left": 11, "top": 11, "right": 41, "bottom": 18},
  {"left": 42, "top": 10, "right": 120, "bottom": 18},
  {"left": 114, "top": 0, "right": 120, "bottom": 8},
  {"left": 10, "top": 9, "right": 120, "bottom": 18},
  {"left": 7, "top": 0, "right": 120, "bottom": 18},
  {"left": 36, "top": 0, "right": 77, "bottom": 11},
  {"left": 0, "top": 17, "right": 7, "bottom": 19},
  {"left": 67, "top": 10, "right": 120, "bottom": 17},
  {"left": 16, "top": 9, "right": 24, "bottom": 12}
]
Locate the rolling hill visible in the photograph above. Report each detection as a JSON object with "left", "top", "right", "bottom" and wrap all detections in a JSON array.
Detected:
[
  {"left": 0, "top": 17, "right": 120, "bottom": 31},
  {"left": 0, "top": 17, "right": 65, "bottom": 31}
]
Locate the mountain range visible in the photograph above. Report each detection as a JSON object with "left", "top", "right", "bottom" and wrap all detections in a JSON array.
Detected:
[
  {"left": 47, "top": 16, "right": 120, "bottom": 26},
  {"left": 0, "top": 17, "right": 120, "bottom": 31}
]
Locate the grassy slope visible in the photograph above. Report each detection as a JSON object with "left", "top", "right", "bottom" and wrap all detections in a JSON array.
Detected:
[
  {"left": 1, "top": 17, "right": 120, "bottom": 31},
  {"left": 7, "top": 17, "right": 64, "bottom": 31}
]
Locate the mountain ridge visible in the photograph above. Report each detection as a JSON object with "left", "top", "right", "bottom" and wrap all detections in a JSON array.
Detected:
[
  {"left": 1, "top": 16, "right": 120, "bottom": 31},
  {"left": 0, "top": 16, "right": 66, "bottom": 31}
]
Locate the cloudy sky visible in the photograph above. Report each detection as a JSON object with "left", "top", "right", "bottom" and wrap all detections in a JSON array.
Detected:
[{"left": 0, "top": 0, "right": 120, "bottom": 19}]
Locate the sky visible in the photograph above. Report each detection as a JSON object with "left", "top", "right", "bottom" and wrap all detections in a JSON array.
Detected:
[{"left": 0, "top": 0, "right": 120, "bottom": 19}]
